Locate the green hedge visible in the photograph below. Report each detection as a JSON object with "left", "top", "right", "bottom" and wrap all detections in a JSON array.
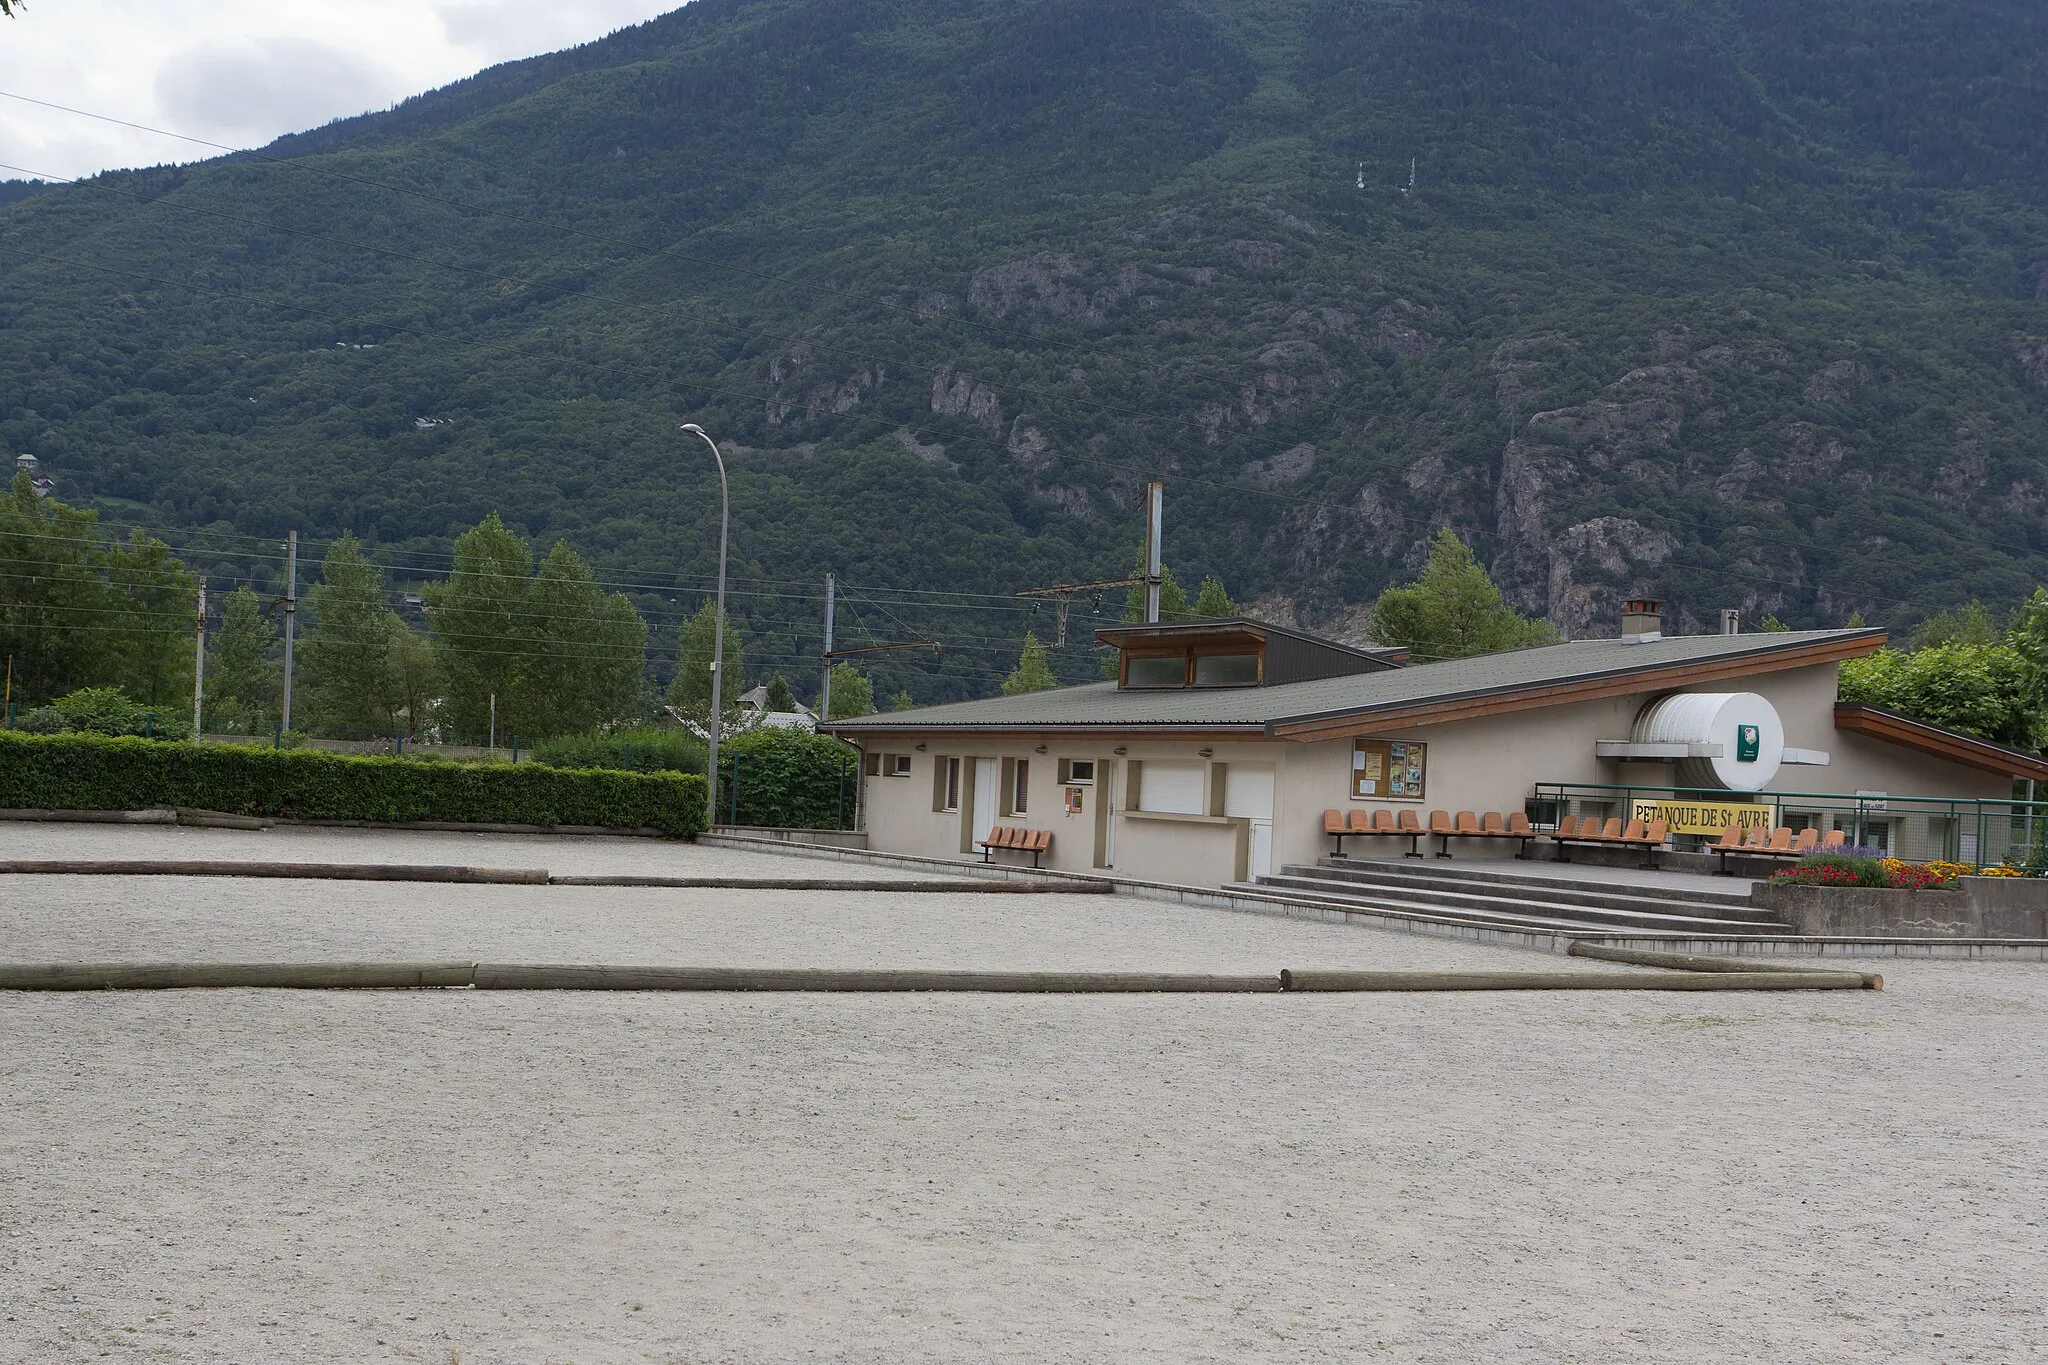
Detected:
[
  {"left": 717, "top": 728, "right": 860, "bottom": 830},
  {"left": 0, "top": 731, "right": 706, "bottom": 837}
]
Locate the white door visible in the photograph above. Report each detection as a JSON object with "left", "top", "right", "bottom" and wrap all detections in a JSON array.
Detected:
[
  {"left": 1224, "top": 765, "right": 1276, "bottom": 879},
  {"left": 972, "top": 757, "right": 998, "bottom": 843}
]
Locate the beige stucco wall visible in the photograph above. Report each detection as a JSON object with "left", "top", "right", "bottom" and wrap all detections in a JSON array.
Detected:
[{"left": 856, "top": 660, "right": 2016, "bottom": 884}]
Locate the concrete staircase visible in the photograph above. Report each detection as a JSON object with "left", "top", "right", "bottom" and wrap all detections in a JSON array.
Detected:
[{"left": 1236, "top": 858, "right": 1795, "bottom": 938}]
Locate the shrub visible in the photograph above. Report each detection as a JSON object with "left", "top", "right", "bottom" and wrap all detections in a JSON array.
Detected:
[
  {"left": 717, "top": 727, "right": 860, "bottom": 829},
  {"left": 14, "top": 686, "right": 193, "bottom": 741},
  {"left": 531, "top": 726, "right": 705, "bottom": 775},
  {"left": 0, "top": 731, "right": 705, "bottom": 837}
]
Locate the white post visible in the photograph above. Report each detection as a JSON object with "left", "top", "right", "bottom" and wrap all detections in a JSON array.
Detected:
[
  {"left": 489, "top": 692, "right": 496, "bottom": 757},
  {"left": 280, "top": 532, "right": 297, "bottom": 733},
  {"left": 191, "top": 577, "right": 206, "bottom": 740},
  {"left": 820, "top": 571, "right": 836, "bottom": 723},
  {"left": 1142, "top": 481, "right": 1164, "bottom": 623},
  {"left": 682, "top": 424, "right": 730, "bottom": 834}
]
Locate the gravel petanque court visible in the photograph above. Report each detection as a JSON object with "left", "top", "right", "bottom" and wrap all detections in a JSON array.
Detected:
[{"left": 1, "top": 828, "right": 2045, "bottom": 1363}]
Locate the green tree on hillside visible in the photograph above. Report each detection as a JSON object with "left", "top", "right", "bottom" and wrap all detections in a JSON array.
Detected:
[
  {"left": 99, "top": 529, "right": 197, "bottom": 712},
  {"left": 825, "top": 661, "right": 875, "bottom": 719},
  {"left": 891, "top": 688, "right": 915, "bottom": 711},
  {"left": 300, "top": 533, "right": 420, "bottom": 737},
  {"left": 669, "top": 599, "right": 747, "bottom": 735},
  {"left": 206, "top": 585, "right": 278, "bottom": 731},
  {"left": 426, "top": 513, "right": 532, "bottom": 740},
  {"left": 1839, "top": 643, "right": 2038, "bottom": 749},
  {"left": 520, "top": 540, "right": 646, "bottom": 737},
  {"left": 1191, "top": 575, "right": 1237, "bottom": 620},
  {"left": 764, "top": 673, "right": 799, "bottom": 712},
  {"left": 1002, "top": 632, "right": 1058, "bottom": 695},
  {"left": 1368, "top": 529, "right": 1559, "bottom": 662},
  {"left": 426, "top": 514, "right": 646, "bottom": 741},
  {"left": 0, "top": 472, "right": 112, "bottom": 705},
  {"left": 1912, "top": 602, "right": 2000, "bottom": 649}
]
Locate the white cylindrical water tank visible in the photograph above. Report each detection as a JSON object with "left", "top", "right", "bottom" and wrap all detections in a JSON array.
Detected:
[{"left": 1633, "top": 692, "right": 1785, "bottom": 791}]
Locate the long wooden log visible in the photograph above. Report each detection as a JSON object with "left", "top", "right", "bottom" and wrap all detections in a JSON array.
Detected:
[
  {"left": 0, "top": 962, "right": 477, "bottom": 990},
  {"left": 1569, "top": 941, "right": 1884, "bottom": 989},
  {"left": 1280, "top": 968, "right": 1878, "bottom": 992},
  {"left": 473, "top": 965, "right": 1279, "bottom": 993},
  {"left": 544, "top": 876, "right": 1106, "bottom": 893},
  {"left": 0, "top": 860, "right": 548, "bottom": 884}
]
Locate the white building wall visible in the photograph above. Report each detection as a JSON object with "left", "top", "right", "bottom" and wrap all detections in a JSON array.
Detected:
[{"left": 857, "top": 661, "right": 2014, "bottom": 886}]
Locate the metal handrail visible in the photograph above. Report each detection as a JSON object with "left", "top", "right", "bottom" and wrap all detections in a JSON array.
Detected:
[{"left": 1529, "top": 780, "right": 2047, "bottom": 865}]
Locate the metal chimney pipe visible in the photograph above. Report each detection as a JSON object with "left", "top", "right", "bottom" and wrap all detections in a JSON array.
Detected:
[{"left": 1143, "top": 481, "right": 1164, "bottom": 624}]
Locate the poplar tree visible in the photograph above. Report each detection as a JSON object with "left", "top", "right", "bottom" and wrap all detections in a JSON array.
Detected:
[
  {"left": 207, "top": 585, "right": 278, "bottom": 729},
  {"left": 426, "top": 513, "right": 532, "bottom": 742},
  {"left": 1002, "top": 632, "right": 1058, "bottom": 695},
  {"left": 301, "top": 533, "right": 417, "bottom": 736}
]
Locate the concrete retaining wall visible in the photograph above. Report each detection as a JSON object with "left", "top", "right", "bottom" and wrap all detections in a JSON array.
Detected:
[{"left": 1750, "top": 878, "right": 2048, "bottom": 938}]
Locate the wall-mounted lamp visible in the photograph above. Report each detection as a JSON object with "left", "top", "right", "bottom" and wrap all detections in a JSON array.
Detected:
[
  {"left": 1197, "top": 747, "right": 1213, "bottom": 758},
  {"left": 1112, "top": 746, "right": 1128, "bottom": 756},
  {"left": 1034, "top": 745, "right": 1048, "bottom": 755},
  {"left": 914, "top": 743, "right": 927, "bottom": 752}
]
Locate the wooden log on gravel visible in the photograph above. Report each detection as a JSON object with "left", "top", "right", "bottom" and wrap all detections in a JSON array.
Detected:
[
  {"left": 1280, "top": 968, "right": 1879, "bottom": 992},
  {"left": 1568, "top": 941, "right": 1884, "bottom": 989},
  {"left": 0, "top": 962, "right": 477, "bottom": 990},
  {"left": 473, "top": 965, "right": 1279, "bottom": 993},
  {"left": 0, "top": 860, "right": 549, "bottom": 885},
  {"left": 544, "top": 876, "right": 1107, "bottom": 893}
]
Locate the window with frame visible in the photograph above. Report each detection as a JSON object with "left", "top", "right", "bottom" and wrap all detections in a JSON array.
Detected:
[
  {"left": 1012, "top": 758, "right": 1029, "bottom": 814},
  {"left": 933, "top": 756, "right": 962, "bottom": 812},
  {"left": 1124, "top": 654, "right": 1186, "bottom": 688},
  {"left": 1057, "top": 758, "right": 1095, "bottom": 786},
  {"left": 1192, "top": 653, "right": 1259, "bottom": 686},
  {"left": 865, "top": 752, "right": 914, "bottom": 778}
]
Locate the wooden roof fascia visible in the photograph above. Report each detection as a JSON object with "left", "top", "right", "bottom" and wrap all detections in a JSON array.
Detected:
[
  {"left": 1832, "top": 703, "right": 2048, "bottom": 781},
  {"left": 1267, "top": 634, "right": 1884, "bottom": 743},
  {"left": 821, "top": 724, "right": 1270, "bottom": 742}
]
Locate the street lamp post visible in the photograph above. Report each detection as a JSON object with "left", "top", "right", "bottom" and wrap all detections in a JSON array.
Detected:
[{"left": 681, "top": 423, "right": 729, "bottom": 834}]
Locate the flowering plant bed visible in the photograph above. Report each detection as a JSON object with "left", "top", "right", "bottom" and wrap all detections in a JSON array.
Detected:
[{"left": 1767, "top": 853, "right": 1956, "bottom": 891}]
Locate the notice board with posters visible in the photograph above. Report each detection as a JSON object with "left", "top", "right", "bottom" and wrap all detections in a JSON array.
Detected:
[{"left": 1352, "top": 738, "right": 1427, "bottom": 801}]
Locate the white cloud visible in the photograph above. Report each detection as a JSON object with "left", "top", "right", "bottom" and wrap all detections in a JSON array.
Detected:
[{"left": 0, "top": 0, "right": 682, "bottom": 181}]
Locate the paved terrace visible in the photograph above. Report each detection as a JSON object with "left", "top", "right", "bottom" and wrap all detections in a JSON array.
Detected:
[{"left": 1, "top": 826, "right": 2042, "bottom": 1363}]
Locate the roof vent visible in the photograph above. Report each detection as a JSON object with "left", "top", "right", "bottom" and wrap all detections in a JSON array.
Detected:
[
  {"left": 1720, "top": 608, "right": 1741, "bottom": 635},
  {"left": 1620, "top": 597, "right": 1663, "bottom": 644}
]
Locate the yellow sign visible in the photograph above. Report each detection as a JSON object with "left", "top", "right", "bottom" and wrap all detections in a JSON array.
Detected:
[{"left": 1629, "top": 798, "right": 1774, "bottom": 837}]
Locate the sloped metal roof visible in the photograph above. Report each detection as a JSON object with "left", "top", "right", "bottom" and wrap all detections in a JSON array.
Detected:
[{"left": 825, "top": 629, "right": 1885, "bottom": 736}]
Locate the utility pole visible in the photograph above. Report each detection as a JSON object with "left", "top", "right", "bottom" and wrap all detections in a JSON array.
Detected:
[
  {"left": 820, "top": 571, "right": 836, "bottom": 723},
  {"left": 1142, "top": 480, "right": 1165, "bottom": 623},
  {"left": 191, "top": 577, "right": 206, "bottom": 740},
  {"left": 280, "top": 532, "right": 298, "bottom": 733}
]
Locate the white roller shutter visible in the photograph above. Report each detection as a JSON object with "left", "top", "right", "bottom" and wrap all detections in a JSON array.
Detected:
[{"left": 1139, "top": 761, "right": 1207, "bottom": 815}]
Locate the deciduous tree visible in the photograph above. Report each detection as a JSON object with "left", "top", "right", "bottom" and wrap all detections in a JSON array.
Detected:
[{"left": 1368, "top": 528, "right": 1559, "bottom": 662}]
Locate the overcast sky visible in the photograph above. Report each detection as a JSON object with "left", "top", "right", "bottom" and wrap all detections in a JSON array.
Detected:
[{"left": 0, "top": 0, "right": 682, "bottom": 182}]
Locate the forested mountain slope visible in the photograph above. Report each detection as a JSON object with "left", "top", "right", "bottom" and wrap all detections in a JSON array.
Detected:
[{"left": 3, "top": 0, "right": 2046, "bottom": 699}]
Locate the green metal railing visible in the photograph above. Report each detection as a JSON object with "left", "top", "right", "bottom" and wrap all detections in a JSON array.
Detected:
[{"left": 1529, "top": 781, "right": 2048, "bottom": 866}]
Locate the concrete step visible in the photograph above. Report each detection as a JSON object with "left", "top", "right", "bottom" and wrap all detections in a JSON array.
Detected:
[
  {"left": 1227, "top": 879, "right": 1788, "bottom": 938},
  {"left": 1286, "top": 860, "right": 1775, "bottom": 920},
  {"left": 1250, "top": 870, "right": 1795, "bottom": 937}
]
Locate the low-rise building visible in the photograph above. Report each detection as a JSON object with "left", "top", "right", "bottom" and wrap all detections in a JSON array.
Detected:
[{"left": 825, "top": 606, "right": 2048, "bottom": 883}]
